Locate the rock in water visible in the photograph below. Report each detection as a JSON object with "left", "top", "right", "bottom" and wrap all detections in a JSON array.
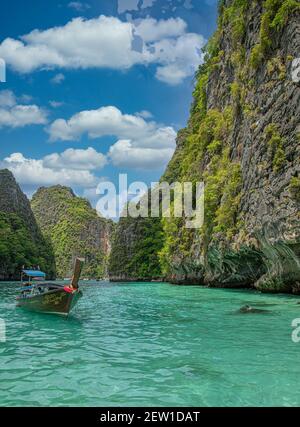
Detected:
[
  {"left": 31, "top": 185, "right": 113, "bottom": 279},
  {"left": 0, "top": 169, "right": 56, "bottom": 280},
  {"left": 238, "top": 305, "right": 269, "bottom": 314}
]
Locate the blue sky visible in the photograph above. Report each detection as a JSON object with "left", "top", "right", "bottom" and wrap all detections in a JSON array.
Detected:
[{"left": 0, "top": 0, "right": 218, "bottom": 209}]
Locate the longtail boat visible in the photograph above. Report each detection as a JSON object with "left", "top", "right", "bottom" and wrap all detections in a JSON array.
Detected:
[{"left": 16, "top": 258, "right": 84, "bottom": 316}]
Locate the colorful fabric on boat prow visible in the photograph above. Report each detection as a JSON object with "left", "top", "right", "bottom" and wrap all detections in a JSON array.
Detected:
[{"left": 63, "top": 286, "right": 74, "bottom": 293}]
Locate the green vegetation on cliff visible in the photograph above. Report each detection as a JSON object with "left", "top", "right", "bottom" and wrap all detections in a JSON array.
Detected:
[
  {"left": 289, "top": 177, "right": 300, "bottom": 201},
  {"left": 109, "top": 0, "right": 300, "bottom": 292},
  {"left": 158, "top": 0, "right": 300, "bottom": 289},
  {"left": 250, "top": 0, "right": 300, "bottom": 68},
  {"left": 0, "top": 169, "right": 55, "bottom": 280},
  {"left": 31, "top": 186, "right": 112, "bottom": 279},
  {"left": 264, "top": 123, "right": 286, "bottom": 172},
  {"left": 109, "top": 213, "right": 164, "bottom": 280},
  {"left": 0, "top": 212, "right": 55, "bottom": 280}
]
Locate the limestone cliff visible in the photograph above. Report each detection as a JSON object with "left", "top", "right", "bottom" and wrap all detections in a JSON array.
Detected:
[
  {"left": 0, "top": 169, "right": 56, "bottom": 280},
  {"left": 108, "top": 215, "right": 163, "bottom": 281},
  {"left": 109, "top": 0, "right": 300, "bottom": 292},
  {"left": 31, "top": 186, "right": 113, "bottom": 279}
]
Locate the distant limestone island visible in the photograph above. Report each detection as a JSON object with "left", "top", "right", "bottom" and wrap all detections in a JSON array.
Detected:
[
  {"left": 0, "top": 2, "right": 299, "bottom": 293},
  {"left": 31, "top": 185, "right": 113, "bottom": 280}
]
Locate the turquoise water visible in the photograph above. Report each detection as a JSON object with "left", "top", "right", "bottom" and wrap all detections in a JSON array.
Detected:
[{"left": 1, "top": 281, "right": 300, "bottom": 407}]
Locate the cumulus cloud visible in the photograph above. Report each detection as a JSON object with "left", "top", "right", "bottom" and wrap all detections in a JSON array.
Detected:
[
  {"left": 153, "top": 33, "right": 203, "bottom": 85},
  {"left": 0, "top": 15, "right": 205, "bottom": 84},
  {"left": 47, "top": 105, "right": 176, "bottom": 146},
  {"left": 43, "top": 147, "right": 107, "bottom": 170},
  {"left": 47, "top": 105, "right": 176, "bottom": 169},
  {"left": 134, "top": 17, "right": 186, "bottom": 42},
  {"left": 135, "top": 110, "right": 153, "bottom": 119},
  {"left": 1, "top": 147, "right": 106, "bottom": 187},
  {"left": 0, "top": 90, "right": 47, "bottom": 128},
  {"left": 108, "top": 139, "right": 174, "bottom": 169},
  {"left": 155, "top": 64, "right": 187, "bottom": 86}
]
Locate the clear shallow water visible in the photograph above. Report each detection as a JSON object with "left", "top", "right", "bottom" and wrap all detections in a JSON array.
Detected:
[{"left": 1, "top": 281, "right": 300, "bottom": 407}]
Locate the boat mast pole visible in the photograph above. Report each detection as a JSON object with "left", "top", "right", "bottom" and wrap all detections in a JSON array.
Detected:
[{"left": 70, "top": 258, "right": 85, "bottom": 289}]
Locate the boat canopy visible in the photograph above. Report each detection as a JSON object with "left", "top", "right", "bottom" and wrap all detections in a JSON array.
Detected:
[{"left": 22, "top": 270, "right": 46, "bottom": 278}]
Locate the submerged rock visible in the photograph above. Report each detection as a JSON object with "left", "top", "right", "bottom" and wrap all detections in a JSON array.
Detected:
[{"left": 238, "top": 305, "right": 270, "bottom": 314}]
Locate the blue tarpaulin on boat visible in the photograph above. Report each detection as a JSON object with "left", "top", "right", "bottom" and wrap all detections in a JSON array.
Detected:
[{"left": 22, "top": 270, "right": 46, "bottom": 278}]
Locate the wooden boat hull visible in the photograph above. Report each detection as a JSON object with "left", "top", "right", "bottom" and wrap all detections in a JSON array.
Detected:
[{"left": 16, "top": 287, "right": 82, "bottom": 316}]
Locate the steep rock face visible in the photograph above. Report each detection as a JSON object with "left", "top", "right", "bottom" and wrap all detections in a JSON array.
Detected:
[
  {"left": 109, "top": 0, "right": 300, "bottom": 292},
  {"left": 161, "top": 0, "right": 300, "bottom": 292},
  {"left": 108, "top": 214, "right": 164, "bottom": 281},
  {"left": 0, "top": 169, "right": 56, "bottom": 280},
  {"left": 31, "top": 186, "right": 113, "bottom": 279}
]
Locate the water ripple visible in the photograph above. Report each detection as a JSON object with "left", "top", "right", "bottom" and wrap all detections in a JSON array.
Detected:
[{"left": 0, "top": 281, "right": 300, "bottom": 406}]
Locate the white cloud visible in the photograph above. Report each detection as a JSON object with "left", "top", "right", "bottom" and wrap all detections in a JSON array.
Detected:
[
  {"left": 47, "top": 105, "right": 176, "bottom": 169},
  {"left": 0, "top": 89, "right": 16, "bottom": 107},
  {"left": 153, "top": 33, "right": 204, "bottom": 85},
  {"left": 47, "top": 105, "right": 176, "bottom": 146},
  {"left": 0, "top": 15, "right": 205, "bottom": 85},
  {"left": 0, "top": 38, "right": 65, "bottom": 73},
  {"left": 0, "top": 105, "right": 47, "bottom": 128},
  {"left": 68, "top": 1, "right": 91, "bottom": 12},
  {"left": 43, "top": 147, "right": 107, "bottom": 170},
  {"left": 1, "top": 147, "right": 107, "bottom": 187},
  {"left": 49, "top": 100, "right": 64, "bottom": 108},
  {"left": 108, "top": 139, "right": 174, "bottom": 169},
  {"left": 134, "top": 17, "right": 186, "bottom": 42},
  {"left": 0, "top": 90, "right": 47, "bottom": 128},
  {"left": 135, "top": 110, "right": 153, "bottom": 119},
  {"left": 50, "top": 73, "right": 65, "bottom": 84},
  {"left": 156, "top": 64, "right": 189, "bottom": 86}
]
